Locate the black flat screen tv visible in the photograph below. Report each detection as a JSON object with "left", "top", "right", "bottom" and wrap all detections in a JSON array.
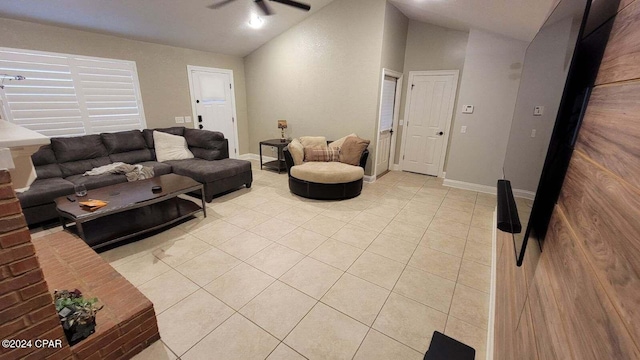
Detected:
[{"left": 500, "top": 0, "right": 620, "bottom": 266}]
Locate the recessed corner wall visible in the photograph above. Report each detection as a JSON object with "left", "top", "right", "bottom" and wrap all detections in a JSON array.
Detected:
[
  {"left": 396, "top": 21, "right": 469, "bottom": 166},
  {"left": 243, "top": 0, "right": 388, "bottom": 175},
  {"left": 445, "top": 29, "right": 527, "bottom": 187},
  {"left": 0, "top": 17, "right": 250, "bottom": 153}
]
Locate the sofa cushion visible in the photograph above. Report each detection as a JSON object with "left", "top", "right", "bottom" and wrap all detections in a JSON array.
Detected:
[
  {"left": 166, "top": 158, "right": 251, "bottom": 183},
  {"left": 340, "top": 136, "right": 370, "bottom": 166},
  {"left": 16, "top": 178, "right": 75, "bottom": 208},
  {"left": 138, "top": 161, "right": 172, "bottom": 176},
  {"left": 288, "top": 139, "right": 304, "bottom": 166},
  {"left": 65, "top": 173, "right": 128, "bottom": 190},
  {"left": 31, "top": 145, "right": 57, "bottom": 166},
  {"left": 109, "top": 149, "right": 154, "bottom": 164},
  {"left": 153, "top": 131, "right": 194, "bottom": 162},
  {"left": 299, "top": 136, "right": 327, "bottom": 148},
  {"left": 143, "top": 127, "right": 185, "bottom": 149},
  {"left": 290, "top": 162, "right": 364, "bottom": 184},
  {"left": 51, "top": 135, "right": 108, "bottom": 163},
  {"left": 304, "top": 147, "right": 340, "bottom": 162},
  {"left": 101, "top": 130, "right": 147, "bottom": 154},
  {"left": 329, "top": 133, "right": 357, "bottom": 149},
  {"left": 184, "top": 128, "right": 225, "bottom": 148},
  {"left": 59, "top": 157, "right": 112, "bottom": 178}
]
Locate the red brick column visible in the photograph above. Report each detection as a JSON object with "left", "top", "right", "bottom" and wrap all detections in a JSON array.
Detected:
[{"left": 0, "top": 170, "right": 72, "bottom": 360}]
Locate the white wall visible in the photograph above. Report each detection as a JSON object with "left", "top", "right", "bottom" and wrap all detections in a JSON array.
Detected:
[
  {"left": 0, "top": 17, "right": 250, "bottom": 152},
  {"left": 395, "top": 21, "right": 469, "bottom": 165},
  {"left": 244, "top": 0, "right": 388, "bottom": 174},
  {"left": 380, "top": 2, "right": 408, "bottom": 72},
  {"left": 503, "top": 14, "right": 581, "bottom": 192},
  {"left": 445, "top": 29, "right": 527, "bottom": 188}
]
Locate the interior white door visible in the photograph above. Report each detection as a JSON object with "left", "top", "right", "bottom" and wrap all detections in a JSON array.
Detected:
[
  {"left": 376, "top": 77, "right": 397, "bottom": 176},
  {"left": 402, "top": 74, "right": 455, "bottom": 176},
  {"left": 191, "top": 69, "right": 237, "bottom": 158}
]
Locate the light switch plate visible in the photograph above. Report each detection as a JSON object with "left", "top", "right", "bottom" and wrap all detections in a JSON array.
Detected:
[
  {"left": 463, "top": 105, "right": 474, "bottom": 114},
  {"left": 175, "top": 116, "right": 184, "bottom": 124},
  {"left": 534, "top": 106, "right": 544, "bottom": 116},
  {"left": 461, "top": 126, "right": 467, "bottom": 133},
  {"left": 185, "top": 116, "right": 192, "bottom": 123},
  {"left": 531, "top": 129, "right": 537, "bottom": 138},
  {"left": 399, "top": 119, "right": 404, "bottom": 126}
]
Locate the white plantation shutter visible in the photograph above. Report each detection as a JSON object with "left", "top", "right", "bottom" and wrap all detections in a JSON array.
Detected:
[
  {"left": 0, "top": 47, "right": 146, "bottom": 136},
  {"left": 380, "top": 77, "right": 396, "bottom": 132}
]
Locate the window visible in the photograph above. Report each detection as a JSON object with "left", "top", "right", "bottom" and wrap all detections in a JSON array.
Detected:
[
  {"left": 380, "top": 76, "right": 397, "bottom": 132},
  {"left": 0, "top": 47, "right": 146, "bottom": 137}
]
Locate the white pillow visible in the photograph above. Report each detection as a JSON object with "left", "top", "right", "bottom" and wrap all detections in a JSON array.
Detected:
[
  {"left": 299, "top": 136, "right": 327, "bottom": 148},
  {"left": 153, "top": 131, "right": 194, "bottom": 162}
]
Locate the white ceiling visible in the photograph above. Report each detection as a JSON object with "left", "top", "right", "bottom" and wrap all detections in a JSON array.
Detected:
[
  {"left": 0, "top": 0, "right": 554, "bottom": 58},
  {"left": 390, "top": 0, "right": 554, "bottom": 41},
  {"left": 0, "top": 0, "right": 335, "bottom": 57}
]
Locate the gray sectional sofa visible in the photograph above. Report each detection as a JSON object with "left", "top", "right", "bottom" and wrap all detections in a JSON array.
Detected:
[{"left": 18, "top": 126, "right": 252, "bottom": 225}]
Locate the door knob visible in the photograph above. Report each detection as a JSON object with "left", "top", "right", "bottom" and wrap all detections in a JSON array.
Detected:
[
  {"left": 437, "top": 131, "right": 444, "bottom": 136},
  {"left": 199, "top": 125, "right": 203, "bottom": 129},
  {"left": 196, "top": 100, "right": 200, "bottom": 104}
]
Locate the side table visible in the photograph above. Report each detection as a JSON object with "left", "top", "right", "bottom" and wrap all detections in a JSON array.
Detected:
[{"left": 259, "top": 139, "right": 291, "bottom": 174}]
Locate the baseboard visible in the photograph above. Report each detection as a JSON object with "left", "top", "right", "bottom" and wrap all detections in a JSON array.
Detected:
[
  {"left": 487, "top": 210, "right": 497, "bottom": 360},
  {"left": 512, "top": 188, "right": 535, "bottom": 200},
  {"left": 239, "top": 153, "right": 277, "bottom": 162},
  {"left": 364, "top": 175, "right": 376, "bottom": 183},
  {"left": 442, "top": 179, "right": 497, "bottom": 195}
]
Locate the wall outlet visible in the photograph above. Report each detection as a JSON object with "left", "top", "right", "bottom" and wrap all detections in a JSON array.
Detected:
[
  {"left": 463, "top": 105, "right": 474, "bottom": 114},
  {"left": 185, "top": 116, "right": 192, "bottom": 123},
  {"left": 534, "top": 106, "right": 544, "bottom": 116},
  {"left": 461, "top": 126, "right": 467, "bottom": 134},
  {"left": 175, "top": 116, "right": 184, "bottom": 124},
  {"left": 531, "top": 129, "right": 537, "bottom": 138}
]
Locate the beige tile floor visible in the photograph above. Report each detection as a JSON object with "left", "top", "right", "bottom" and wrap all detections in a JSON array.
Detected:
[{"left": 34, "top": 161, "right": 495, "bottom": 360}]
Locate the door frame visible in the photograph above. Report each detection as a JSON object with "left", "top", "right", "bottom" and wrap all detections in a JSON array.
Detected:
[
  {"left": 374, "top": 68, "right": 403, "bottom": 178},
  {"left": 186, "top": 65, "right": 240, "bottom": 158},
  {"left": 399, "top": 70, "right": 459, "bottom": 178}
]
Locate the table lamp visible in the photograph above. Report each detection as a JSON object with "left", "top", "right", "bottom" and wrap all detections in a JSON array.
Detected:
[{"left": 278, "top": 120, "right": 288, "bottom": 142}]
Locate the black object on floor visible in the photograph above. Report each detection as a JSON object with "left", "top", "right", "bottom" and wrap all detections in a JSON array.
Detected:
[{"left": 424, "top": 331, "right": 476, "bottom": 360}]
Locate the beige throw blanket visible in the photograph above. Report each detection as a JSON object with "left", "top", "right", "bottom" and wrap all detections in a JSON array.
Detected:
[{"left": 83, "top": 162, "right": 154, "bottom": 182}]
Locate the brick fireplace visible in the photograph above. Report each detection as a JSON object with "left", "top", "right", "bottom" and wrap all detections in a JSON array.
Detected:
[{"left": 0, "top": 170, "right": 160, "bottom": 359}]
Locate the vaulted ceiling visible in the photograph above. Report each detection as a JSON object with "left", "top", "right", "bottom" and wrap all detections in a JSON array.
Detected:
[{"left": 0, "top": 0, "right": 554, "bottom": 57}]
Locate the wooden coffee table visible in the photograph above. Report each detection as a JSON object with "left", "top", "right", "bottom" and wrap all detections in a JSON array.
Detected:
[{"left": 55, "top": 174, "right": 206, "bottom": 249}]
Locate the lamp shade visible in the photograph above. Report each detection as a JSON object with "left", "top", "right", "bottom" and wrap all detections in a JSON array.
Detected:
[{"left": 277, "top": 120, "right": 288, "bottom": 129}]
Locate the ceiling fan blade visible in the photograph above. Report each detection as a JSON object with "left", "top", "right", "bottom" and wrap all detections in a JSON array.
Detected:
[
  {"left": 270, "top": 0, "right": 311, "bottom": 11},
  {"left": 255, "top": 0, "right": 273, "bottom": 15},
  {"left": 207, "top": 0, "right": 237, "bottom": 9}
]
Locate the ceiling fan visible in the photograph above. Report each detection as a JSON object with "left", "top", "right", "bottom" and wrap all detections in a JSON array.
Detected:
[{"left": 208, "top": 0, "right": 311, "bottom": 16}]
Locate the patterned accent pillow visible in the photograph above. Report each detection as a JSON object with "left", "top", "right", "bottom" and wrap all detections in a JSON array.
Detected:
[{"left": 303, "top": 147, "right": 340, "bottom": 162}]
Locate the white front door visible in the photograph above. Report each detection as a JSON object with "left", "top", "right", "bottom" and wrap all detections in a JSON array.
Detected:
[
  {"left": 402, "top": 73, "right": 457, "bottom": 176},
  {"left": 376, "top": 76, "right": 397, "bottom": 177},
  {"left": 189, "top": 67, "right": 238, "bottom": 158}
]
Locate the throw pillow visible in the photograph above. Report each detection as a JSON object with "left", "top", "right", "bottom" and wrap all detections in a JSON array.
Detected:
[
  {"left": 328, "top": 133, "right": 357, "bottom": 149},
  {"left": 299, "top": 136, "right": 327, "bottom": 148},
  {"left": 340, "top": 136, "right": 370, "bottom": 166},
  {"left": 288, "top": 139, "right": 304, "bottom": 165},
  {"left": 304, "top": 147, "right": 340, "bottom": 162},
  {"left": 153, "top": 131, "right": 194, "bottom": 162}
]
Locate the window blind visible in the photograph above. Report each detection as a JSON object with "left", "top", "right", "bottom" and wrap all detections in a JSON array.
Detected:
[
  {"left": 380, "top": 77, "right": 397, "bottom": 132},
  {"left": 0, "top": 47, "right": 146, "bottom": 137}
]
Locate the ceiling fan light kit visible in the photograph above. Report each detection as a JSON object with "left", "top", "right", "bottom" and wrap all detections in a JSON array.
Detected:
[{"left": 209, "top": 0, "right": 311, "bottom": 16}]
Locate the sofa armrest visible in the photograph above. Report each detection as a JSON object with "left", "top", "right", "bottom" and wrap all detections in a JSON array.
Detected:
[
  {"left": 283, "top": 146, "right": 294, "bottom": 176},
  {"left": 359, "top": 149, "right": 369, "bottom": 170}
]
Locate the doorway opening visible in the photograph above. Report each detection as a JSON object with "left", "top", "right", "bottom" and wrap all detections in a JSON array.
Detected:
[
  {"left": 374, "top": 69, "right": 403, "bottom": 178},
  {"left": 399, "top": 70, "right": 459, "bottom": 177},
  {"left": 187, "top": 65, "right": 239, "bottom": 158}
]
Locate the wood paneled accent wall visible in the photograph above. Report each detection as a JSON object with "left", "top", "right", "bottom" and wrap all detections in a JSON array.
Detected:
[{"left": 494, "top": 1, "right": 640, "bottom": 359}]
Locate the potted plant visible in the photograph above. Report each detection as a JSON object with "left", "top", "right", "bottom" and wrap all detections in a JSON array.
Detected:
[{"left": 53, "top": 289, "right": 103, "bottom": 345}]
